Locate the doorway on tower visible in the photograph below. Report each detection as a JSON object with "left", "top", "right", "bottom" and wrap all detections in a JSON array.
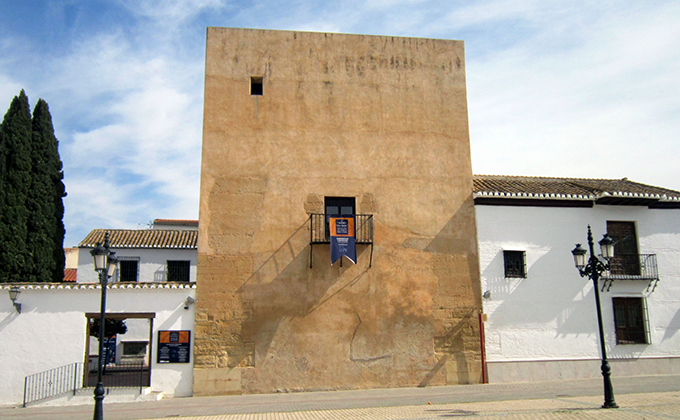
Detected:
[{"left": 324, "top": 196, "right": 355, "bottom": 240}]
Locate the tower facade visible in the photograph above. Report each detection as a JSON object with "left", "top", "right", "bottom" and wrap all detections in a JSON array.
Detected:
[{"left": 195, "top": 27, "right": 482, "bottom": 395}]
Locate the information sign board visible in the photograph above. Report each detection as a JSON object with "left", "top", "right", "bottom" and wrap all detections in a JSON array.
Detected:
[{"left": 157, "top": 330, "right": 191, "bottom": 363}]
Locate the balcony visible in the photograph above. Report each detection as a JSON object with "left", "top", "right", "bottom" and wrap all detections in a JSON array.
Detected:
[
  {"left": 601, "top": 254, "right": 659, "bottom": 292},
  {"left": 308, "top": 214, "right": 374, "bottom": 268}
]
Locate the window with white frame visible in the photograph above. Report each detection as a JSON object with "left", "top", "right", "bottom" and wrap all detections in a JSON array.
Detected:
[{"left": 613, "top": 297, "right": 649, "bottom": 345}]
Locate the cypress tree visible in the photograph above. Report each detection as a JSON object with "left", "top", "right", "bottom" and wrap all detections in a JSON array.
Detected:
[
  {"left": 0, "top": 91, "right": 33, "bottom": 283},
  {"left": 0, "top": 113, "right": 5, "bottom": 228},
  {"left": 28, "top": 99, "right": 66, "bottom": 282}
]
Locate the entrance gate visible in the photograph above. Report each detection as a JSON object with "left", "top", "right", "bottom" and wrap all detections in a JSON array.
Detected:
[{"left": 85, "top": 312, "right": 155, "bottom": 389}]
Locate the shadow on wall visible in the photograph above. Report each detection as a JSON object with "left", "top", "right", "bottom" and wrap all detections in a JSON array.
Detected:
[
  {"left": 421, "top": 194, "right": 483, "bottom": 385},
  {"left": 238, "top": 219, "right": 370, "bottom": 362},
  {"left": 232, "top": 193, "right": 483, "bottom": 388},
  {"left": 482, "top": 248, "right": 584, "bottom": 322},
  {"left": 157, "top": 301, "right": 190, "bottom": 331},
  {"left": 0, "top": 311, "right": 19, "bottom": 333},
  {"left": 154, "top": 267, "right": 166, "bottom": 282},
  {"left": 424, "top": 195, "right": 481, "bottom": 305},
  {"left": 481, "top": 246, "right": 640, "bottom": 338},
  {"left": 662, "top": 308, "right": 680, "bottom": 342}
]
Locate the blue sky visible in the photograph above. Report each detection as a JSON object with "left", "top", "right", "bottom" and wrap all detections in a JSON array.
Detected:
[{"left": 1, "top": 0, "right": 679, "bottom": 246}]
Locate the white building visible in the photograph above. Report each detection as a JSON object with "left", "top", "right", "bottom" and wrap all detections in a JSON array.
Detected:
[
  {"left": 76, "top": 219, "right": 198, "bottom": 284},
  {"left": 0, "top": 219, "right": 198, "bottom": 407},
  {"left": 474, "top": 176, "right": 680, "bottom": 383},
  {"left": 0, "top": 283, "right": 196, "bottom": 406},
  {"left": 6, "top": 181, "right": 680, "bottom": 407}
]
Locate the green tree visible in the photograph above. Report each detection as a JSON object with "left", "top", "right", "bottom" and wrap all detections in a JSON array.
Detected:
[
  {"left": 27, "top": 99, "right": 66, "bottom": 282},
  {"left": 0, "top": 91, "right": 66, "bottom": 283},
  {"left": 0, "top": 91, "right": 33, "bottom": 283},
  {"left": 89, "top": 318, "right": 128, "bottom": 339}
]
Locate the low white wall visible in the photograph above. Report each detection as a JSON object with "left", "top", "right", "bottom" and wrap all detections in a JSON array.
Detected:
[
  {"left": 0, "top": 283, "right": 195, "bottom": 406},
  {"left": 77, "top": 248, "right": 197, "bottom": 283},
  {"left": 476, "top": 204, "right": 680, "bottom": 381}
]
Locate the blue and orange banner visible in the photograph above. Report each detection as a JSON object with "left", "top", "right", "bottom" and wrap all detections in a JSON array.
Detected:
[{"left": 330, "top": 215, "right": 356, "bottom": 264}]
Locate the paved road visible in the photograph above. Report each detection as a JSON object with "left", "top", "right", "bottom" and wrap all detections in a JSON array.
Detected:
[{"left": 2, "top": 375, "right": 679, "bottom": 420}]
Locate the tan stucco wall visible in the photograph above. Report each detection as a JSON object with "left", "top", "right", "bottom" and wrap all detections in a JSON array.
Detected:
[{"left": 195, "top": 27, "right": 482, "bottom": 396}]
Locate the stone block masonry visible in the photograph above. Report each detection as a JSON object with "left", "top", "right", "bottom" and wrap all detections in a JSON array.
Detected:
[{"left": 196, "top": 27, "right": 482, "bottom": 395}]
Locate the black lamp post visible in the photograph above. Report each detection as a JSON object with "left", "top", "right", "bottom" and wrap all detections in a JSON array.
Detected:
[
  {"left": 90, "top": 233, "right": 118, "bottom": 420},
  {"left": 571, "top": 225, "right": 618, "bottom": 409}
]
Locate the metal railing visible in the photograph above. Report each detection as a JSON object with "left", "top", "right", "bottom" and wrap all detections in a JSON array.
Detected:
[
  {"left": 23, "top": 362, "right": 83, "bottom": 407},
  {"left": 601, "top": 254, "right": 659, "bottom": 292},
  {"left": 308, "top": 214, "right": 374, "bottom": 268},
  {"left": 602, "top": 254, "right": 658, "bottom": 280},
  {"left": 87, "top": 360, "right": 149, "bottom": 394},
  {"left": 309, "top": 214, "right": 374, "bottom": 244}
]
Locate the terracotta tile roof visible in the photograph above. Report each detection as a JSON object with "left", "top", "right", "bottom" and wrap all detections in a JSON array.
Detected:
[
  {"left": 64, "top": 268, "right": 77, "bottom": 282},
  {"left": 153, "top": 219, "right": 198, "bottom": 227},
  {"left": 1, "top": 283, "right": 195, "bottom": 291},
  {"left": 79, "top": 229, "right": 197, "bottom": 249},
  {"left": 473, "top": 175, "right": 680, "bottom": 206}
]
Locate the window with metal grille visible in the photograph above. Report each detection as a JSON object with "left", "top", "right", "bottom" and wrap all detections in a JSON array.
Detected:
[
  {"left": 503, "top": 250, "right": 526, "bottom": 278},
  {"left": 118, "top": 258, "right": 139, "bottom": 282},
  {"left": 613, "top": 297, "right": 649, "bottom": 344},
  {"left": 167, "top": 260, "right": 190, "bottom": 282}
]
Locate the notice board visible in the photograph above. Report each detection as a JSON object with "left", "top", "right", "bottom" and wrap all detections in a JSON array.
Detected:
[{"left": 157, "top": 330, "right": 191, "bottom": 363}]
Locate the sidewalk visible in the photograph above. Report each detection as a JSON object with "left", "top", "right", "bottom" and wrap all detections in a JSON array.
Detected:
[{"left": 2, "top": 375, "right": 679, "bottom": 420}]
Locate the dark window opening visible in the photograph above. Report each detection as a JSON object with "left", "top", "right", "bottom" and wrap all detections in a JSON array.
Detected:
[
  {"left": 607, "top": 221, "right": 640, "bottom": 276},
  {"left": 167, "top": 260, "right": 191, "bottom": 282},
  {"left": 613, "top": 297, "right": 648, "bottom": 344},
  {"left": 118, "top": 259, "right": 139, "bottom": 282},
  {"left": 503, "top": 250, "right": 526, "bottom": 278},
  {"left": 324, "top": 196, "right": 355, "bottom": 239},
  {"left": 251, "top": 76, "right": 263, "bottom": 96},
  {"left": 122, "top": 341, "right": 148, "bottom": 356}
]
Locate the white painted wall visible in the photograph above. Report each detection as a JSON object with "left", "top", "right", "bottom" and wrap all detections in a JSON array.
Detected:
[
  {"left": 0, "top": 284, "right": 195, "bottom": 406},
  {"left": 77, "top": 248, "right": 197, "bottom": 283},
  {"left": 476, "top": 204, "right": 680, "bottom": 380},
  {"left": 64, "top": 248, "right": 79, "bottom": 269}
]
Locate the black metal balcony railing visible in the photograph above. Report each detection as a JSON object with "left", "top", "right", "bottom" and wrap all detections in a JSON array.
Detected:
[
  {"left": 308, "top": 214, "right": 374, "bottom": 268},
  {"left": 601, "top": 254, "right": 659, "bottom": 292}
]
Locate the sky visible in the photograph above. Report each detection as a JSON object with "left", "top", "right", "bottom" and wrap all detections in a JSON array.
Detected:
[{"left": 1, "top": 0, "right": 679, "bottom": 246}]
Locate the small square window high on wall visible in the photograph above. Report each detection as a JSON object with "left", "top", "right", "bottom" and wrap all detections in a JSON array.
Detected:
[
  {"left": 251, "top": 76, "right": 263, "bottom": 95},
  {"left": 503, "top": 250, "right": 526, "bottom": 278}
]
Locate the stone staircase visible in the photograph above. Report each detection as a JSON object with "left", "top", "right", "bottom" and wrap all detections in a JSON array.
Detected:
[{"left": 28, "top": 387, "right": 163, "bottom": 407}]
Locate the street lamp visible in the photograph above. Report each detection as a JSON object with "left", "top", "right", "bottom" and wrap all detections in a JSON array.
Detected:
[
  {"left": 8, "top": 286, "right": 21, "bottom": 313},
  {"left": 90, "top": 233, "right": 118, "bottom": 420},
  {"left": 571, "top": 225, "right": 618, "bottom": 409}
]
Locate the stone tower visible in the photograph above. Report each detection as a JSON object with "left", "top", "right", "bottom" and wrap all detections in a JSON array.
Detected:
[{"left": 195, "top": 27, "right": 482, "bottom": 395}]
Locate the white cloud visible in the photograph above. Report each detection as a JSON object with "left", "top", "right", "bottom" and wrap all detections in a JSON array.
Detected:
[
  {"left": 467, "top": 1, "right": 680, "bottom": 189},
  {"left": 118, "top": 0, "right": 228, "bottom": 23},
  {"left": 33, "top": 25, "right": 204, "bottom": 245},
  {"left": 3, "top": 0, "right": 680, "bottom": 246}
]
